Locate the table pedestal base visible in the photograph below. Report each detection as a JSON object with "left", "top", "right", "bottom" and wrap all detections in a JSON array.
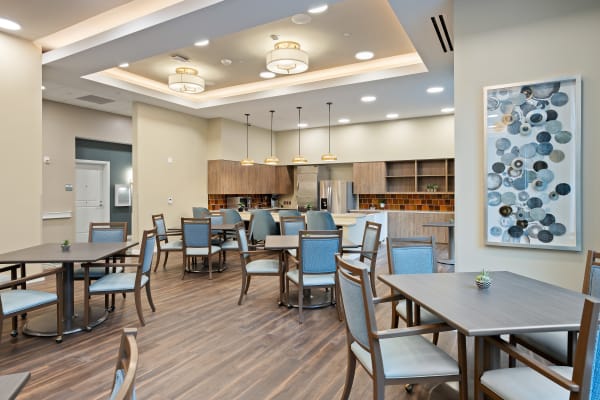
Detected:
[
  {"left": 286, "top": 289, "right": 335, "bottom": 309},
  {"left": 23, "top": 305, "right": 108, "bottom": 336}
]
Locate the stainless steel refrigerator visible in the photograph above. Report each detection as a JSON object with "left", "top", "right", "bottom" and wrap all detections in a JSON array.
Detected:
[{"left": 319, "top": 180, "right": 356, "bottom": 214}]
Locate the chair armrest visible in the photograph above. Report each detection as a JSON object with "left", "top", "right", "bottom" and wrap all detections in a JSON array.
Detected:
[
  {"left": 239, "top": 250, "right": 280, "bottom": 257},
  {"left": 372, "top": 293, "right": 406, "bottom": 304},
  {"left": 374, "top": 322, "right": 454, "bottom": 339},
  {"left": 483, "top": 336, "right": 579, "bottom": 392},
  {"left": 0, "top": 267, "right": 64, "bottom": 290},
  {"left": 82, "top": 262, "right": 140, "bottom": 269}
]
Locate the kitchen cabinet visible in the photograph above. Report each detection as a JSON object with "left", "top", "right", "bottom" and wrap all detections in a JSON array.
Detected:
[
  {"left": 387, "top": 211, "right": 453, "bottom": 243},
  {"left": 208, "top": 160, "right": 292, "bottom": 194},
  {"left": 352, "top": 162, "right": 386, "bottom": 194}
]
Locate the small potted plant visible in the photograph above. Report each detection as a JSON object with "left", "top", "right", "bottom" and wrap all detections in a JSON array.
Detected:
[
  {"left": 475, "top": 269, "right": 492, "bottom": 289},
  {"left": 432, "top": 183, "right": 439, "bottom": 192},
  {"left": 61, "top": 240, "right": 71, "bottom": 251},
  {"left": 237, "top": 203, "right": 245, "bottom": 212},
  {"left": 379, "top": 198, "right": 386, "bottom": 209},
  {"left": 306, "top": 202, "right": 313, "bottom": 211}
]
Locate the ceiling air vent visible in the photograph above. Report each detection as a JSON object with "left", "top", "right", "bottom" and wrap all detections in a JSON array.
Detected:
[
  {"left": 76, "top": 95, "right": 115, "bottom": 104},
  {"left": 431, "top": 14, "right": 453, "bottom": 53}
]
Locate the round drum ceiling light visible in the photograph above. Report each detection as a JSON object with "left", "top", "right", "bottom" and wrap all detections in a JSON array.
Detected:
[
  {"left": 168, "top": 67, "right": 205, "bottom": 94},
  {"left": 266, "top": 41, "right": 309, "bottom": 75}
]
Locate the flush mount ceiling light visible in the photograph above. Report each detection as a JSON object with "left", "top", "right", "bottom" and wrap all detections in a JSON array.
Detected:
[
  {"left": 266, "top": 41, "right": 309, "bottom": 75},
  {"left": 241, "top": 113, "right": 254, "bottom": 166},
  {"left": 168, "top": 67, "right": 205, "bottom": 94},
  {"left": 264, "top": 110, "right": 280, "bottom": 165},
  {"left": 321, "top": 102, "right": 337, "bottom": 161},
  {"left": 292, "top": 106, "right": 308, "bottom": 164}
]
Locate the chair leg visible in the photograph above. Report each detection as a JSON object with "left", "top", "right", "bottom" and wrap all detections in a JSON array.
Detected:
[
  {"left": 153, "top": 249, "right": 162, "bottom": 272},
  {"left": 433, "top": 332, "right": 439, "bottom": 345},
  {"left": 369, "top": 266, "right": 377, "bottom": 297},
  {"left": 145, "top": 283, "right": 156, "bottom": 312},
  {"left": 238, "top": 270, "right": 247, "bottom": 305},
  {"left": 508, "top": 335, "right": 517, "bottom": 368},
  {"left": 162, "top": 252, "right": 169, "bottom": 269},
  {"left": 84, "top": 287, "right": 91, "bottom": 331},
  {"left": 245, "top": 276, "right": 252, "bottom": 294},
  {"left": 298, "top": 286, "right": 304, "bottom": 324},
  {"left": 11, "top": 316, "right": 18, "bottom": 337},
  {"left": 341, "top": 349, "right": 357, "bottom": 400},
  {"left": 181, "top": 256, "right": 187, "bottom": 280},
  {"left": 391, "top": 301, "right": 399, "bottom": 329},
  {"left": 134, "top": 289, "right": 146, "bottom": 326},
  {"left": 208, "top": 254, "right": 213, "bottom": 280}
]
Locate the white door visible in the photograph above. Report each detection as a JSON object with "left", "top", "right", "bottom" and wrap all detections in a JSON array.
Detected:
[{"left": 75, "top": 160, "right": 110, "bottom": 242}]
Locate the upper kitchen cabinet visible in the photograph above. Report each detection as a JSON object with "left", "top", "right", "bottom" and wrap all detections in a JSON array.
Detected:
[
  {"left": 208, "top": 160, "right": 292, "bottom": 194},
  {"left": 353, "top": 162, "right": 386, "bottom": 194}
]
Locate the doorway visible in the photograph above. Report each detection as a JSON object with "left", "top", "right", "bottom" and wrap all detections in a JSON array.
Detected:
[{"left": 75, "top": 160, "right": 110, "bottom": 242}]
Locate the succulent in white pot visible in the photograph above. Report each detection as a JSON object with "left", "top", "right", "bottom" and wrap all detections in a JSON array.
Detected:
[{"left": 475, "top": 269, "right": 492, "bottom": 289}]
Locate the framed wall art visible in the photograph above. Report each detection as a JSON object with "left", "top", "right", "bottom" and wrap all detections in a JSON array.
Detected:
[{"left": 484, "top": 76, "right": 581, "bottom": 251}]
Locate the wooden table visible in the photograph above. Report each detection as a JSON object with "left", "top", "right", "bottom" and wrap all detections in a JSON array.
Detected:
[
  {"left": 422, "top": 221, "right": 455, "bottom": 265},
  {"left": 0, "top": 371, "right": 30, "bottom": 400},
  {"left": 378, "top": 271, "right": 585, "bottom": 399},
  {"left": 0, "top": 241, "right": 138, "bottom": 336}
]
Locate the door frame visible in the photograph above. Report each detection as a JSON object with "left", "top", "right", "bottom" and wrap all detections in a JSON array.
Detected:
[{"left": 75, "top": 159, "right": 111, "bottom": 235}]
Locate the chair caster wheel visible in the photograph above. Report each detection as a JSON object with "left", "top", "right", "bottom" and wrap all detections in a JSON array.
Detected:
[
  {"left": 10, "top": 330, "right": 18, "bottom": 337},
  {"left": 404, "top": 384, "right": 414, "bottom": 393},
  {"left": 56, "top": 337, "right": 63, "bottom": 343}
]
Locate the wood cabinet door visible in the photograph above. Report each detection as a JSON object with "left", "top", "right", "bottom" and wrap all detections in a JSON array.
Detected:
[
  {"left": 353, "top": 162, "right": 386, "bottom": 194},
  {"left": 275, "top": 166, "right": 293, "bottom": 194}
]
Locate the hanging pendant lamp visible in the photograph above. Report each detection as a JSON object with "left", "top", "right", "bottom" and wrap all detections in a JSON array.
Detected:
[
  {"left": 321, "top": 101, "right": 337, "bottom": 161},
  {"left": 240, "top": 113, "right": 254, "bottom": 166},
  {"left": 292, "top": 106, "right": 308, "bottom": 164},
  {"left": 264, "top": 110, "right": 280, "bottom": 165}
]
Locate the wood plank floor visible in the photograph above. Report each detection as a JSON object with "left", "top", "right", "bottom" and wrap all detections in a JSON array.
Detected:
[{"left": 0, "top": 243, "right": 461, "bottom": 400}]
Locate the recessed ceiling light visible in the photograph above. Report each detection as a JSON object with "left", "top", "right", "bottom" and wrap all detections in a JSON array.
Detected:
[
  {"left": 298, "top": 123, "right": 308, "bottom": 128},
  {"left": 260, "top": 71, "right": 276, "bottom": 79},
  {"left": 291, "top": 13, "right": 312, "bottom": 24},
  {"left": 427, "top": 86, "right": 444, "bottom": 94},
  {"left": 386, "top": 113, "right": 399, "bottom": 119},
  {"left": 338, "top": 118, "right": 350, "bottom": 124},
  {"left": 308, "top": 4, "right": 328, "bottom": 14},
  {"left": 221, "top": 58, "right": 232, "bottom": 66},
  {"left": 361, "top": 95, "right": 376, "bottom": 103},
  {"left": 343, "top": 32, "right": 351, "bottom": 37},
  {"left": 441, "top": 107, "right": 455, "bottom": 113},
  {"left": 41, "top": 85, "right": 46, "bottom": 91},
  {"left": 355, "top": 51, "right": 374, "bottom": 60},
  {"left": 118, "top": 62, "right": 129, "bottom": 68},
  {"left": 0, "top": 17, "right": 21, "bottom": 31},
  {"left": 194, "top": 39, "right": 210, "bottom": 47}
]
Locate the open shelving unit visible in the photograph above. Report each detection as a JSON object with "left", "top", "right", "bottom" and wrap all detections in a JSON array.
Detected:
[{"left": 386, "top": 158, "right": 454, "bottom": 193}]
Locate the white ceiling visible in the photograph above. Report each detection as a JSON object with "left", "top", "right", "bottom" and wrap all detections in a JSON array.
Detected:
[{"left": 1, "top": 0, "right": 454, "bottom": 131}]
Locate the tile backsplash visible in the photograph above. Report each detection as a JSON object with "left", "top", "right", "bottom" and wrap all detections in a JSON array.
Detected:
[{"left": 359, "top": 193, "right": 454, "bottom": 212}]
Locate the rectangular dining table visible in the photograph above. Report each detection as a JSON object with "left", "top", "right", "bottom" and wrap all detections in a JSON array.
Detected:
[
  {"left": 0, "top": 241, "right": 138, "bottom": 336},
  {"left": 378, "top": 271, "right": 586, "bottom": 399}
]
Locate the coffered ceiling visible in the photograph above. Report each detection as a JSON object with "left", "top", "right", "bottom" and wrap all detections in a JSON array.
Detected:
[{"left": 1, "top": 0, "right": 454, "bottom": 131}]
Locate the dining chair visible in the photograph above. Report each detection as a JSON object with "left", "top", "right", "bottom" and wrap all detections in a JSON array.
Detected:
[
  {"left": 192, "top": 207, "right": 210, "bottom": 218},
  {"left": 108, "top": 327, "right": 138, "bottom": 400},
  {"left": 387, "top": 236, "right": 443, "bottom": 344},
  {"left": 181, "top": 217, "right": 222, "bottom": 280},
  {"left": 220, "top": 208, "right": 243, "bottom": 241},
  {"left": 220, "top": 221, "right": 245, "bottom": 266},
  {"left": 335, "top": 255, "right": 466, "bottom": 400},
  {"left": 209, "top": 211, "right": 225, "bottom": 244},
  {"left": 82, "top": 229, "right": 157, "bottom": 328},
  {"left": 236, "top": 224, "right": 283, "bottom": 305},
  {"left": 286, "top": 230, "right": 342, "bottom": 323},
  {"left": 0, "top": 264, "right": 64, "bottom": 343},
  {"left": 478, "top": 296, "right": 600, "bottom": 400},
  {"left": 248, "top": 209, "right": 279, "bottom": 247},
  {"left": 73, "top": 221, "right": 128, "bottom": 311},
  {"left": 509, "top": 249, "right": 600, "bottom": 366},
  {"left": 152, "top": 213, "right": 183, "bottom": 272},
  {"left": 306, "top": 210, "right": 337, "bottom": 230},
  {"left": 343, "top": 221, "right": 382, "bottom": 295}
]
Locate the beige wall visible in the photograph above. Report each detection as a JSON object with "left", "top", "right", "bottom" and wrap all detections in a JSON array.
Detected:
[
  {"left": 275, "top": 114, "right": 454, "bottom": 164},
  {"left": 132, "top": 103, "right": 209, "bottom": 237},
  {"left": 0, "top": 33, "right": 42, "bottom": 252},
  {"left": 218, "top": 117, "right": 272, "bottom": 163},
  {"left": 41, "top": 101, "right": 131, "bottom": 242},
  {"left": 454, "top": 0, "right": 600, "bottom": 289}
]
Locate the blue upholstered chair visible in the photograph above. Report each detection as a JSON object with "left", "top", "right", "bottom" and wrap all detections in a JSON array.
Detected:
[
  {"left": 152, "top": 213, "right": 183, "bottom": 272},
  {"left": 82, "top": 229, "right": 157, "bottom": 328},
  {"left": 278, "top": 209, "right": 301, "bottom": 217},
  {"left": 0, "top": 264, "right": 64, "bottom": 343},
  {"left": 306, "top": 210, "right": 337, "bottom": 230},
  {"left": 248, "top": 210, "right": 278, "bottom": 247},
  {"left": 181, "top": 217, "right": 222, "bottom": 280},
  {"left": 109, "top": 328, "right": 138, "bottom": 400},
  {"left": 220, "top": 208, "right": 243, "bottom": 240},
  {"left": 209, "top": 212, "right": 225, "bottom": 244},
  {"left": 236, "top": 224, "right": 283, "bottom": 305},
  {"left": 192, "top": 207, "right": 210, "bottom": 218},
  {"left": 335, "top": 255, "right": 465, "bottom": 400},
  {"left": 478, "top": 297, "right": 600, "bottom": 400},
  {"left": 286, "top": 230, "right": 342, "bottom": 323},
  {"left": 279, "top": 215, "right": 306, "bottom": 261},
  {"left": 387, "top": 236, "right": 443, "bottom": 344},
  {"left": 73, "top": 222, "right": 128, "bottom": 310},
  {"left": 343, "top": 221, "right": 382, "bottom": 295},
  {"left": 510, "top": 249, "right": 600, "bottom": 366}
]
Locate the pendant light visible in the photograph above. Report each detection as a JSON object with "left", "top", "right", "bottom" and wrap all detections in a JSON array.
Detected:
[
  {"left": 240, "top": 113, "right": 254, "bottom": 166},
  {"left": 264, "top": 110, "right": 280, "bottom": 165},
  {"left": 291, "top": 106, "right": 308, "bottom": 164},
  {"left": 321, "top": 101, "right": 337, "bottom": 161}
]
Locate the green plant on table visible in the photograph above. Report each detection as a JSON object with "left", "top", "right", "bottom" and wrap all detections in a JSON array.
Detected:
[
  {"left": 62, "top": 239, "right": 70, "bottom": 246},
  {"left": 475, "top": 269, "right": 492, "bottom": 288}
]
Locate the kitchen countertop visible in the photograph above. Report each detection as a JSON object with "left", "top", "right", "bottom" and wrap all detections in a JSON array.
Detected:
[
  {"left": 239, "top": 211, "right": 367, "bottom": 226},
  {"left": 350, "top": 209, "right": 454, "bottom": 214}
]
